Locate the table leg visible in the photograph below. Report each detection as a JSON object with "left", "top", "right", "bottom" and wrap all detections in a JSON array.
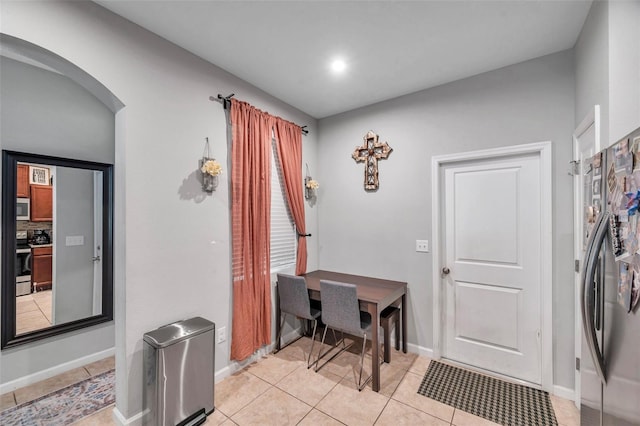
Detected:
[
  {"left": 370, "top": 304, "right": 380, "bottom": 392},
  {"left": 401, "top": 294, "right": 407, "bottom": 353}
]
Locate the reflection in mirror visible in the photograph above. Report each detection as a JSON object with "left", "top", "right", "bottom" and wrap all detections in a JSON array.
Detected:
[{"left": 2, "top": 151, "right": 113, "bottom": 349}]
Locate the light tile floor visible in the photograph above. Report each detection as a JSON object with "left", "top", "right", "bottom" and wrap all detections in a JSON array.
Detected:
[
  {"left": 73, "top": 336, "right": 579, "bottom": 425},
  {"left": 15, "top": 290, "right": 52, "bottom": 334}
]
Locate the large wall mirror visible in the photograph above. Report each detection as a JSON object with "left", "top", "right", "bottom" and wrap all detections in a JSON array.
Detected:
[{"left": 1, "top": 150, "right": 113, "bottom": 349}]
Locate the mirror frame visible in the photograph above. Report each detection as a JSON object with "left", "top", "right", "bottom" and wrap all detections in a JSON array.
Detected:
[{"left": 1, "top": 150, "right": 114, "bottom": 349}]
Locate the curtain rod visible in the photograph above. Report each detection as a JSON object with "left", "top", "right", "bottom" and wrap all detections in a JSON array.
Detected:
[{"left": 210, "top": 93, "right": 309, "bottom": 136}]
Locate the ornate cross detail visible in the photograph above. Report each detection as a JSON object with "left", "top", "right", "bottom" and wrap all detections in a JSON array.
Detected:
[{"left": 352, "top": 131, "right": 393, "bottom": 191}]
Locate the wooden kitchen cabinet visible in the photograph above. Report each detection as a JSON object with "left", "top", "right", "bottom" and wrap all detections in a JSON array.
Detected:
[
  {"left": 32, "top": 246, "right": 52, "bottom": 292},
  {"left": 30, "top": 185, "right": 53, "bottom": 222},
  {"left": 17, "top": 164, "right": 29, "bottom": 198}
]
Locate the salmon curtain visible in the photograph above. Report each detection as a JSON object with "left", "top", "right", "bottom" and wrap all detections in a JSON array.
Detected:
[
  {"left": 230, "top": 99, "right": 274, "bottom": 361},
  {"left": 274, "top": 120, "right": 308, "bottom": 275}
]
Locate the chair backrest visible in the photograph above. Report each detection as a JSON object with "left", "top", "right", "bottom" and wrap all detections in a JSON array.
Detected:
[
  {"left": 277, "top": 274, "right": 312, "bottom": 320},
  {"left": 320, "top": 280, "right": 362, "bottom": 335}
]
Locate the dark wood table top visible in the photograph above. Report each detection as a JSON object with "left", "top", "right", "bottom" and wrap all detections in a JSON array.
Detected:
[{"left": 301, "top": 270, "right": 407, "bottom": 305}]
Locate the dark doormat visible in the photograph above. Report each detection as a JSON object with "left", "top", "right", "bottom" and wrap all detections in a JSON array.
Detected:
[{"left": 417, "top": 361, "right": 558, "bottom": 426}]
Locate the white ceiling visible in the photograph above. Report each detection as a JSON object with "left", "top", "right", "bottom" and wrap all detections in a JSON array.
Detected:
[{"left": 95, "top": 1, "right": 593, "bottom": 119}]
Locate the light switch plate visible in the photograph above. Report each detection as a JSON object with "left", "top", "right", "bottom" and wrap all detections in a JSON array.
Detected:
[
  {"left": 66, "top": 235, "right": 84, "bottom": 246},
  {"left": 416, "top": 240, "right": 429, "bottom": 252}
]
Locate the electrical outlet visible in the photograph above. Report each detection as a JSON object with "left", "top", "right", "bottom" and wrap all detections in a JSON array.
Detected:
[
  {"left": 217, "top": 326, "right": 226, "bottom": 344},
  {"left": 416, "top": 240, "right": 429, "bottom": 252}
]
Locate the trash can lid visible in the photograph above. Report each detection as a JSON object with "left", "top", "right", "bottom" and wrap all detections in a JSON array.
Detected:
[{"left": 143, "top": 316, "right": 215, "bottom": 348}]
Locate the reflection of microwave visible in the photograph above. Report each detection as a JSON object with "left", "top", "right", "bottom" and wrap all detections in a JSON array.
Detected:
[{"left": 17, "top": 198, "right": 30, "bottom": 221}]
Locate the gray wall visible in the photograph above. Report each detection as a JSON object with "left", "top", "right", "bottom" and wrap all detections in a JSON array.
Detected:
[
  {"left": 54, "top": 167, "right": 96, "bottom": 324},
  {"left": 2, "top": 1, "right": 319, "bottom": 420},
  {"left": 575, "top": 0, "right": 609, "bottom": 144},
  {"left": 608, "top": 0, "right": 640, "bottom": 141},
  {"left": 575, "top": 0, "right": 640, "bottom": 146},
  {"left": 317, "top": 51, "right": 576, "bottom": 390},
  {"left": 0, "top": 57, "right": 115, "bottom": 163},
  {"left": 0, "top": 57, "right": 115, "bottom": 384}
]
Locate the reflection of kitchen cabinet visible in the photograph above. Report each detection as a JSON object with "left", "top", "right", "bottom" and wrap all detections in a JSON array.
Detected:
[
  {"left": 32, "top": 246, "right": 52, "bottom": 292},
  {"left": 17, "top": 164, "right": 29, "bottom": 198},
  {"left": 30, "top": 185, "right": 53, "bottom": 222}
]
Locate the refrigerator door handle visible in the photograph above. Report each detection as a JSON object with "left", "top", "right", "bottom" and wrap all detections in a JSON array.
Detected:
[
  {"left": 594, "top": 255, "right": 602, "bottom": 331},
  {"left": 580, "top": 210, "right": 608, "bottom": 385}
]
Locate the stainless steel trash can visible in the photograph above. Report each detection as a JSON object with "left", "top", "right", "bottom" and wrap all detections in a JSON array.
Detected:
[{"left": 143, "top": 317, "right": 215, "bottom": 426}]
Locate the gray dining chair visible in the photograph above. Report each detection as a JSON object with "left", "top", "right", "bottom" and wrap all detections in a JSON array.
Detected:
[
  {"left": 275, "top": 273, "right": 321, "bottom": 368},
  {"left": 316, "top": 279, "right": 379, "bottom": 391}
]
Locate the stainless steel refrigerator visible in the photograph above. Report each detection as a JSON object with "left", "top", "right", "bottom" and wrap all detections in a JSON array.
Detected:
[{"left": 580, "top": 126, "right": 640, "bottom": 426}]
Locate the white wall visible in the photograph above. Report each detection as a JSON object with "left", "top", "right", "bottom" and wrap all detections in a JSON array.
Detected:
[
  {"left": 1, "top": 1, "right": 319, "bottom": 421},
  {"left": 317, "top": 51, "right": 576, "bottom": 390},
  {"left": 0, "top": 56, "right": 115, "bottom": 386}
]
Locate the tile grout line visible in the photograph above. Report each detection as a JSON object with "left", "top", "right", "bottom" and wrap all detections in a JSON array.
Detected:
[
  {"left": 33, "top": 293, "right": 52, "bottom": 326},
  {"left": 257, "top": 354, "right": 336, "bottom": 423},
  {"left": 372, "top": 395, "right": 393, "bottom": 425},
  {"left": 282, "top": 345, "right": 422, "bottom": 425},
  {"left": 226, "top": 370, "right": 272, "bottom": 421},
  {"left": 261, "top": 350, "right": 358, "bottom": 425},
  {"left": 238, "top": 345, "right": 426, "bottom": 425}
]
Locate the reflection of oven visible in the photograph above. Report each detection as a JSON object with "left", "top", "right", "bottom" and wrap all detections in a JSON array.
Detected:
[{"left": 16, "top": 231, "right": 31, "bottom": 296}]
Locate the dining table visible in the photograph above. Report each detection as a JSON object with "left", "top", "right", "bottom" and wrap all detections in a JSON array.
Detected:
[{"left": 277, "top": 270, "right": 408, "bottom": 392}]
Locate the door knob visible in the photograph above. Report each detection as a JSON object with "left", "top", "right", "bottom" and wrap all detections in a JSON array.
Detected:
[
  {"left": 442, "top": 267, "right": 450, "bottom": 276},
  {"left": 92, "top": 256, "right": 101, "bottom": 262}
]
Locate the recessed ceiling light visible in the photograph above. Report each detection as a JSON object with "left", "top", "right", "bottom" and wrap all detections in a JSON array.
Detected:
[{"left": 330, "top": 59, "right": 346, "bottom": 73}]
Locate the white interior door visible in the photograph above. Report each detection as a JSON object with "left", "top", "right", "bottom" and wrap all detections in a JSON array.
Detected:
[
  {"left": 573, "top": 105, "right": 600, "bottom": 407},
  {"left": 441, "top": 151, "right": 543, "bottom": 385}
]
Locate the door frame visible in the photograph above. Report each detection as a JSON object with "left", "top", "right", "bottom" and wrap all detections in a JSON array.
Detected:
[
  {"left": 572, "top": 105, "right": 600, "bottom": 407},
  {"left": 92, "top": 170, "right": 103, "bottom": 316},
  {"left": 431, "top": 141, "right": 553, "bottom": 391}
]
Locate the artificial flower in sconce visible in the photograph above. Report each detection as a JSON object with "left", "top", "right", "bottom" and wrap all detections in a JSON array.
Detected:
[
  {"left": 201, "top": 137, "right": 222, "bottom": 193},
  {"left": 305, "top": 177, "right": 319, "bottom": 199},
  {"left": 304, "top": 163, "right": 319, "bottom": 199},
  {"left": 201, "top": 159, "right": 223, "bottom": 176}
]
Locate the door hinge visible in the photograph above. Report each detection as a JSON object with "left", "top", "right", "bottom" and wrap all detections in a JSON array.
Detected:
[
  {"left": 575, "top": 259, "right": 580, "bottom": 273},
  {"left": 576, "top": 357, "right": 580, "bottom": 371},
  {"left": 569, "top": 160, "right": 580, "bottom": 176}
]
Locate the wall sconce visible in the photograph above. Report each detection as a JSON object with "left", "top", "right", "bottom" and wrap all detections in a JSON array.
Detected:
[
  {"left": 304, "top": 163, "right": 319, "bottom": 200},
  {"left": 200, "top": 137, "right": 222, "bottom": 193}
]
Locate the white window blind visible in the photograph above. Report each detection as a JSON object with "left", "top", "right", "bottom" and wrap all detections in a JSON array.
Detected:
[{"left": 270, "top": 141, "right": 297, "bottom": 270}]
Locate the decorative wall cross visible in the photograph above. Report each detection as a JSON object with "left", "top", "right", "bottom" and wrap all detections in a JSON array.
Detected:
[{"left": 352, "top": 130, "right": 393, "bottom": 191}]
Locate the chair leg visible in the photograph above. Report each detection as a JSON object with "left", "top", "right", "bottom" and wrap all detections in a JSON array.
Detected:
[
  {"left": 315, "top": 326, "right": 353, "bottom": 373},
  {"left": 274, "top": 313, "right": 286, "bottom": 353},
  {"left": 315, "top": 325, "right": 329, "bottom": 372},
  {"left": 357, "top": 332, "right": 373, "bottom": 391},
  {"left": 307, "top": 319, "right": 318, "bottom": 369}
]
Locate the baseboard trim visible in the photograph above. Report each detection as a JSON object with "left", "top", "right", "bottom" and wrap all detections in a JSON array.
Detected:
[
  {"left": 0, "top": 347, "right": 115, "bottom": 394},
  {"left": 215, "top": 327, "right": 301, "bottom": 382},
  {"left": 407, "top": 342, "right": 434, "bottom": 358},
  {"left": 113, "top": 406, "right": 145, "bottom": 426},
  {"left": 553, "top": 385, "right": 575, "bottom": 400}
]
